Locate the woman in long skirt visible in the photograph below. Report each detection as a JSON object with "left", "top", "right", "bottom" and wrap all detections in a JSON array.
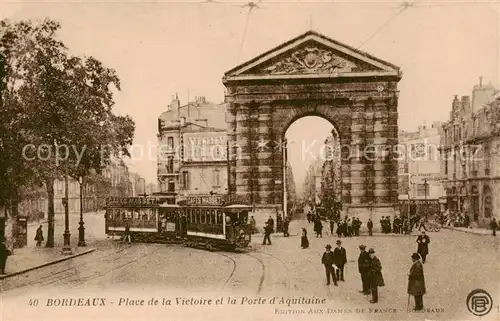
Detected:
[{"left": 301, "top": 228, "right": 309, "bottom": 249}]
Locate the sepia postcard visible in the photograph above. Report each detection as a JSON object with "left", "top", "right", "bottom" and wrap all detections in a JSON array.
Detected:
[{"left": 0, "top": 1, "right": 499, "bottom": 320}]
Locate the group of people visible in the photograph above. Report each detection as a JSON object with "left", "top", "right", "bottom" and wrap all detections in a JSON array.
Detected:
[
  {"left": 334, "top": 216, "right": 363, "bottom": 237},
  {"left": 320, "top": 235, "right": 427, "bottom": 311}
]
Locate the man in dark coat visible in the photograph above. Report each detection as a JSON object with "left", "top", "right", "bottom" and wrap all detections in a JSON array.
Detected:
[
  {"left": 0, "top": 240, "right": 10, "bottom": 274},
  {"left": 367, "top": 219, "right": 373, "bottom": 236},
  {"left": 314, "top": 218, "right": 323, "bottom": 237},
  {"left": 357, "top": 244, "right": 371, "bottom": 294},
  {"left": 333, "top": 240, "right": 347, "bottom": 281},
  {"left": 490, "top": 218, "right": 498, "bottom": 236},
  {"left": 262, "top": 223, "right": 272, "bottom": 245},
  {"left": 408, "top": 252, "right": 426, "bottom": 311},
  {"left": 267, "top": 216, "right": 275, "bottom": 233},
  {"left": 282, "top": 217, "right": 290, "bottom": 237},
  {"left": 329, "top": 218, "right": 335, "bottom": 235},
  {"left": 35, "top": 225, "right": 44, "bottom": 246},
  {"left": 416, "top": 231, "right": 430, "bottom": 263},
  {"left": 367, "top": 248, "right": 384, "bottom": 303},
  {"left": 321, "top": 244, "right": 338, "bottom": 286}
]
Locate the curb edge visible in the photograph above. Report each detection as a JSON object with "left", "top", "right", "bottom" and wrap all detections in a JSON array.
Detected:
[{"left": 0, "top": 248, "right": 96, "bottom": 280}]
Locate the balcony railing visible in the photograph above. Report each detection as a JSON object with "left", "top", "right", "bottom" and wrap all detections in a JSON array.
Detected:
[
  {"left": 157, "top": 167, "right": 178, "bottom": 176},
  {"left": 471, "top": 170, "right": 478, "bottom": 177}
]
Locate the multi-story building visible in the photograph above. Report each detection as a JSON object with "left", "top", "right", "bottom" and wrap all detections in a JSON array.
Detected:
[
  {"left": 53, "top": 158, "right": 132, "bottom": 213},
  {"left": 157, "top": 95, "right": 228, "bottom": 202},
  {"left": 129, "top": 173, "right": 146, "bottom": 197},
  {"left": 440, "top": 80, "right": 500, "bottom": 227},
  {"left": 320, "top": 133, "right": 341, "bottom": 207},
  {"left": 398, "top": 123, "right": 444, "bottom": 198}
]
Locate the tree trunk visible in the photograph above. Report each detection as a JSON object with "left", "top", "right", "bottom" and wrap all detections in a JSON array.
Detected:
[{"left": 45, "top": 179, "right": 55, "bottom": 247}]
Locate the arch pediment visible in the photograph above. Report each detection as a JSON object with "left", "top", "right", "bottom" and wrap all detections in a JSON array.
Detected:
[{"left": 224, "top": 30, "right": 401, "bottom": 82}]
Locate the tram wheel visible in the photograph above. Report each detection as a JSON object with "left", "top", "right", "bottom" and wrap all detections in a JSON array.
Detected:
[{"left": 205, "top": 242, "right": 216, "bottom": 252}]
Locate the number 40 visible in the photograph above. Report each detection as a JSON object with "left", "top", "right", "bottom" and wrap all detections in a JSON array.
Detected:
[{"left": 28, "top": 299, "right": 39, "bottom": 307}]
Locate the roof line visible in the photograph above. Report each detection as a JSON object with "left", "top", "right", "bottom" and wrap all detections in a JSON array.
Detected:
[{"left": 224, "top": 30, "right": 400, "bottom": 76}]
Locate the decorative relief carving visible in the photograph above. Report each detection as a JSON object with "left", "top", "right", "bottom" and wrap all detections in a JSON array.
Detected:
[{"left": 260, "top": 47, "right": 357, "bottom": 75}]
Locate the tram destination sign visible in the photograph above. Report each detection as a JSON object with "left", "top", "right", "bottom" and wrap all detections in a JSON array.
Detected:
[
  {"left": 182, "top": 194, "right": 251, "bottom": 206},
  {"left": 106, "top": 197, "right": 163, "bottom": 207},
  {"left": 184, "top": 195, "right": 225, "bottom": 206}
]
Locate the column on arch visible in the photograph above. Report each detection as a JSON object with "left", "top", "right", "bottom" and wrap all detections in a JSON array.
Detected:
[
  {"left": 373, "top": 97, "right": 392, "bottom": 204},
  {"left": 256, "top": 103, "right": 275, "bottom": 205},
  {"left": 386, "top": 96, "right": 400, "bottom": 205},
  {"left": 349, "top": 98, "right": 367, "bottom": 206},
  {"left": 234, "top": 103, "right": 252, "bottom": 199},
  {"left": 227, "top": 103, "right": 238, "bottom": 194}
]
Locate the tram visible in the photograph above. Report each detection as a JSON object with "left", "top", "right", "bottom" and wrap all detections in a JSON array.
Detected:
[{"left": 104, "top": 195, "right": 253, "bottom": 251}]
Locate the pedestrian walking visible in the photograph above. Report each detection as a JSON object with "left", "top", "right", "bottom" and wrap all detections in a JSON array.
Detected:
[
  {"left": 314, "top": 217, "right": 323, "bottom": 237},
  {"left": 490, "top": 218, "right": 497, "bottom": 236},
  {"left": 283, "top": 217, "right": 290, "bottom": 237},
  {"left": 301, "top": 228, "right": 309, "bottom": 249},
  {"left": 250, "top": 216, "right": 256, "bottom": 235},
  {"left": 262, "top": 223, "right": 272, "bottom": 245},
  {"left": 321, "top": 244, "right": 338, "bottom": 286},
  {"left": 367, "top": 219, "right": 373, "bottom": 236},
  {"left": 367, "top": 248, "right": 384, "bottom": 303},
  {"left": 34, "top": 225, "right": 44, "bottom": 247},
  {"left": 416, "top": 231, "right": 430, "bottom": 263},
  {"left": 0, "top": 240, "right": 11, "bottom": 274},
  {"left": 408, "top": 252, "right": 426, "bottom": 311},
  {"left": 357, "top": 244, "right": 371, "bottom": 294},
  {"left": 267, "top": 216, "right": 275, "bottom": 233},
  {"left": 124, "top": 223, "right": 132, "bottom": 244},
  {"left": 329, "top": 218, "right": 335, "bottom": 235},
  {"left": 333, "top": 240, "right": 347, "bottom": 282}
]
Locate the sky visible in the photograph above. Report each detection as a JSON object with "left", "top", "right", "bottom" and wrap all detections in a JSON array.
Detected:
[{"left": 2, "top": 0, "right": 499, "bottom": 188}]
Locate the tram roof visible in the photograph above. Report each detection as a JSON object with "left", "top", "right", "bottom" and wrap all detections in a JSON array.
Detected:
[
  {"left": 225, "top": 204, "right": 252, "bottom": 209},
  {"left": 159, "top": 204, "right": 180, "bottom": 207}
]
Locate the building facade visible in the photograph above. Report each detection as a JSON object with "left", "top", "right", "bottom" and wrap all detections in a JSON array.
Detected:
[
  {"left": 440, "top": 81, "right": 500, "bottom": 227},
  {"left": 129, "top": 173, "right": 146, "bottom": 197},
  {"left": 53, "top": 159, "right": 132, "bottom": 214},
  {"left": 157, "top": 96, "right": 229, "bottom": 202},
  {"left": 398, "top": 123, "right": 444, "bottom": 200}
]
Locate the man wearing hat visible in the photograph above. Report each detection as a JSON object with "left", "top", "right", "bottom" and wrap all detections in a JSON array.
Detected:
[
  {"left": 367, "top": 248, "right": 384, "bottom": 303},
  {"left": 333, "top": 240, "right": 347, "bottom": 282},
  {"left": 321, "top": 244, "right": 338, "bottom": 286},
  {"left": 408, "top": 253, "right": 426, "bottom": 311},
  {"left": 416, "top": 231, "right": 430, "bottom": 263},
  {"left": 357, "top": 245, "right": 371, "bottom": 294}
]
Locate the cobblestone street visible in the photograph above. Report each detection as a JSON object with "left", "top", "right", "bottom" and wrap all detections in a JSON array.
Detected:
[{"left": 2, "top": 217, "right": 498, "bottom": 321}]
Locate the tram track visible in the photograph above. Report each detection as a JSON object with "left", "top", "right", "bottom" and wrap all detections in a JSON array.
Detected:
[
  {"left": 2, "top": 244, "right": 156, "bottom": 294},
  {"left": 252, "top": 250, "right": 292, "bottom": 293},
  {"left": 64, "top": 245, "right": 164, "bottom": 290},
  {"left": 241, "top": 252, "right": 266, "bottom": 295},
  {"left": 213, "top": 252, "right": 237, "bottom": 292}
]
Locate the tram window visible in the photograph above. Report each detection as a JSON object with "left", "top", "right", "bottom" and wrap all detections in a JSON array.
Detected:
[
  {"left": 196, "top": 210, "right": 200, "bottom": 223},
  {"left": 121, "top": 211, "right": 126, "bottom": 220},
  {"left": 217, "top": 211, "right": 223, "bottom": 224},
  {"left": 201, "top": 210, "right": 206, "bottom": 224}
]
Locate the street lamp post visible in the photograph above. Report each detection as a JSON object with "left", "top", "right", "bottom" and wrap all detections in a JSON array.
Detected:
[
  {"left": 62, "top": 164, "right": 72, "bottom": 255},
  {"left": 423, "top": 178, "right": 428, "bottom": 219},
  {"left": 78, "top": 176, "right": 86, "bottom": 247}
]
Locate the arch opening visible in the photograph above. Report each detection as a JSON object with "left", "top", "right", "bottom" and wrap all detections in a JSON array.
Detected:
[{"left": 284, "top": 115, "right": 342, "bottom": 220}]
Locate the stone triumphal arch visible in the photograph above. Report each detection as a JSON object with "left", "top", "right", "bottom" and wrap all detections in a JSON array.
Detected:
[{"left": 223, "top": 31, "right": 402, "bottom": 221}]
